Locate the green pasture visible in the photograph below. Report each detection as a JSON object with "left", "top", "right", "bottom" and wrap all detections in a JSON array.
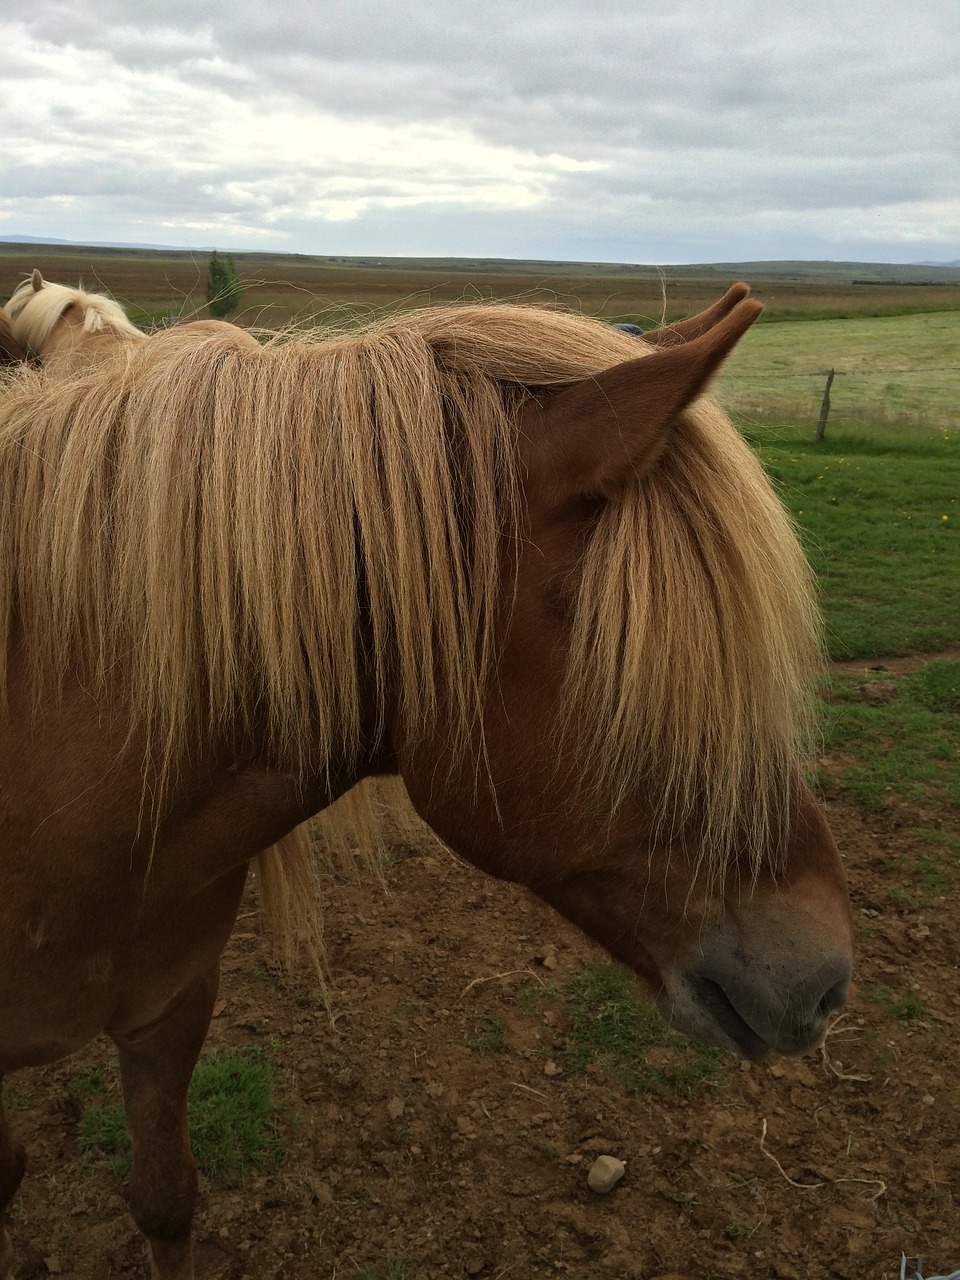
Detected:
[
  {"left": 739, "top": 419, "right": 957, "bottom": 847},
  {"left": 718, "top": 309, "right": 960, "bottom": 433},
  {"left": 819, "top": 661, "right": 960, "bottom": 813},
  {"left": 743, "top": 425, "right": 958, "bottom": 659},
  {"left": 712, "top": 308, "right": 958, "bottom": 660}
]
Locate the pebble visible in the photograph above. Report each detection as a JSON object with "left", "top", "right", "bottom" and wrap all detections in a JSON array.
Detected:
[{"left": 587, "top": 1154, "right": 626, "bottom": 1193}]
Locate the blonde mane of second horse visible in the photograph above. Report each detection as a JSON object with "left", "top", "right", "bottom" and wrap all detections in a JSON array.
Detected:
[
  {"left": 4, "top": 269, "right": 146, "bottom": 371},
  {"left": 4, "top": 270, "right": 260, "bottom": 372}
]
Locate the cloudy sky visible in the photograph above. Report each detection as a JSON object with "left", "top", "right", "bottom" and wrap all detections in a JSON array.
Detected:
[{"left": 2, "top": 0, "right": 958, "bottom": 264}]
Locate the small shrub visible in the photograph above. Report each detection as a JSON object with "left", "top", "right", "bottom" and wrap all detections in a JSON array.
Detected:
[{"left": 206, "top": 250, "right": 243, "bottom": 318}]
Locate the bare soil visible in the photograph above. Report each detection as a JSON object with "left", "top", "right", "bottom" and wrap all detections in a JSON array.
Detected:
[{"left": 6, "top": 789, "right": 959, "bottom": 1280}]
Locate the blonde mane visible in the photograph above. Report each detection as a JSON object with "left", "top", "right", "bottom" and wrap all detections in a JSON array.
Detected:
[
  {"left": 4, "top": 275, "right": 144, "bottom": 354},
  {"left": 0, "top": 303, "right": 820, "bottom": 875}
]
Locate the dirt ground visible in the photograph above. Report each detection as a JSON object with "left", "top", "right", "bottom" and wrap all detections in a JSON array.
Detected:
[{"left": 6, "top": 780, "right": 959, "bottom": 1280}]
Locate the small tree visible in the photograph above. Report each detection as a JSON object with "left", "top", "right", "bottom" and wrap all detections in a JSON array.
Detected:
[{"left": 206, "top": 250, "right": 242, "bottom": 318}]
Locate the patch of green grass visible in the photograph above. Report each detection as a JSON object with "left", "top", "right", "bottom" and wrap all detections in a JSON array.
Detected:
[
  {"left": 820, "top": 662, "right": 960, "bottom": 813},
  {"left": 871, "top": 987, "right": 928, "bottom": 1020},
  {"left": 879, "top": 836, "right": 960, "bottom": 911},
  {"left": 719, "top": 311, "right": 960, "bottom": 435},
  {"left": 725, "top": 1220, "right": 757, "bottom": 1240},
  {"left": 512, "top": 981, "right": 562, "bottom": 1013},
  {"left": 562, "top": 961, "right": 725, "bottom": 1097},
  {"left": 887, "top": 887, "right": 923, "bottom": 915},
  {"left": 355, "top": 1261, "right": 411, "bottom": 1280},
  {"left": 76, "top": 1097, "right": 129, "bottom": 1170},
  {"left": 740, "top": 427, "right": 959, "bottom": 659},
  {"left": 908, "top": 661, "right": 960, "bottom": 714},
  {"left": 465, "top": 1016, "right": 507, "bottom": 1054},
  {"left": 74, "top": 1047, "right": 289, "bottom": 1179},
  {"left": 67, "top": 1064, "right": 110, "bottom": 1094}
]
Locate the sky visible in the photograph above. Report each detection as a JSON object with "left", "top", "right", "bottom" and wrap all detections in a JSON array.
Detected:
[{"left": 2, "top": 0, "right": 959, "bottom": 265}]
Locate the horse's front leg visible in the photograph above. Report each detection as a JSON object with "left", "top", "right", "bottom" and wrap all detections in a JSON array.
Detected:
[
  {"left": 112, "top": 967, "right": 219, "bottom": 1280},
  {"left": 0, "top": 1083, "right": 27, "bottom": 1280}
]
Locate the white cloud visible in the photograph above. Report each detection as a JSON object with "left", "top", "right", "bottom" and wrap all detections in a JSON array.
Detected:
[{"left": 0, "top": 1, "right": 958, "bottom": 261}]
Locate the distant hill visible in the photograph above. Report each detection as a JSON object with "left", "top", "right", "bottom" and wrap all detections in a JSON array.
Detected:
[
  {"left": 2, "top": 234, "right": 214, "bottom": 252},
  {"left": 665, "top": 259, "right": 960, "bottom": 285},
  {"left": 2, "top": 238, "right": 959, "bottom": 284}
]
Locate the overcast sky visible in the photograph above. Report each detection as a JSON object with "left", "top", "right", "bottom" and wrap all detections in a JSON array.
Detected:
[{"left": 2, "top": 0, "right": 958, "bottom": 264}]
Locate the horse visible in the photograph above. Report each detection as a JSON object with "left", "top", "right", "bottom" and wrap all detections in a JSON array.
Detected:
[
  {"left": 3, "top": 269, "right": 148, "bottom": 374},
  {"left": 3, "top": 270, "right": 259, "bottom": 375},
  {"left": 0, "top": 286, "right": 853, "bottom": 1280}
]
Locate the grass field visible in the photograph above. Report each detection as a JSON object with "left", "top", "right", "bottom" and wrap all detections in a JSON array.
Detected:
[
  {"left": 739, "top": 424, "right": 958, "bottom": 659},
  {"left": 3, "top": 242, "right": 959, "bottom": 328},
  {"left": 711, "top": 305, "right": 958, "bottom": 661},
  {"left": 718, "top": 310, "right": 960, "bottom": 433}
]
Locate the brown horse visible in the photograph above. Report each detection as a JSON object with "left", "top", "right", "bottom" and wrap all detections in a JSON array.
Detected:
[
  {"left": 0, "top": 287, "right": 852, "bottom": 1280},
  {"left": 3, "top": 270, "right": 259, "bottom": 375}
]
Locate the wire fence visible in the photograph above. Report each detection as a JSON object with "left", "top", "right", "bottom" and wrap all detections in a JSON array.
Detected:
[{"left": 731, "top": 367, "right": 960, "bottom": 381}]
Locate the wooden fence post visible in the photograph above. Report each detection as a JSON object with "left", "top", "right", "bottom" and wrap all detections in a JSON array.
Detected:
[{"left": 816, "top": 368, "right": 836, "bottom": 442}]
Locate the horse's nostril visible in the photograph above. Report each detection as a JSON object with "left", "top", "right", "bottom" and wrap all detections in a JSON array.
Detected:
[{"left": 815, "top": 967, "right": 852, "bottom": 1022}]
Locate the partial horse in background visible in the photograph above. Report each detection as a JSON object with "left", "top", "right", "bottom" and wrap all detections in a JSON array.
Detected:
[
  {"left": 3, "top": 270, "right": 259, "bottom": 374},
  {"left": 0, "top": 287, "right": 852, "bottom": 1279},
  {"left": 3, "top": 269, "right": 147, "bottom": 374}
]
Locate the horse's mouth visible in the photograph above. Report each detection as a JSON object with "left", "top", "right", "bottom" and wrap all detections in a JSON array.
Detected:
[
  {"left": 682, "top": 975, "right": 777, "bottom": 1062},
  {"left": 661, "top": 964, "right": 848, "bottom": 1063}
]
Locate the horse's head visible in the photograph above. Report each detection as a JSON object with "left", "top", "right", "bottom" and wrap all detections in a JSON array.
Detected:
[
  {"left": 3, "top": 269, "right": 144, "bottom": 365},
  {"left": 394, "top": 287, "right": 852, "bottom": 1061}
]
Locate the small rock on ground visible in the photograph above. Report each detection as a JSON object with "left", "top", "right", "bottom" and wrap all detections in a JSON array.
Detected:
[{"left": 587, "top": 1155, "right": 626, "bottom": 1193}]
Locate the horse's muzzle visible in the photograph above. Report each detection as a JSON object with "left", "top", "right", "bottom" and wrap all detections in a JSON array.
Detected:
[{"left": 660, "top": 904, "right": 853, "bottom": 1061}]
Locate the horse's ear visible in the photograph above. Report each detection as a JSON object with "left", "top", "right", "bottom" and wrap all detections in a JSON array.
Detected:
[
  {"left": 31, "top": 269, "right": 45, "bottom": 292},
  {"left": 642, "top": 283, "right": 751, "bottom": 348},
  {"left": 525, "top": 294, "right": 762, "bottom": 502}
]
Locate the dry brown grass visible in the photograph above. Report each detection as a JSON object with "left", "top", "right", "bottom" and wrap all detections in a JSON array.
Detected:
[{"left": 3, "top": 244, "right": 957, "bottom": 330}]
